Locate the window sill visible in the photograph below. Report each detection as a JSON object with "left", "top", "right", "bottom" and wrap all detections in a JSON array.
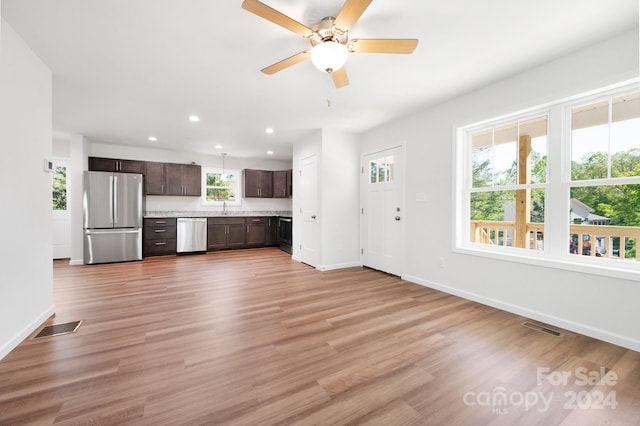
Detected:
[{"left": 453, "top": 245, "right": 640, "bottom": 282}]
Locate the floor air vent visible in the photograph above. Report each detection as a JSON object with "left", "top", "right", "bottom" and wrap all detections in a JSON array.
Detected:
[
  {"left": 33, "top": 320, "right": 83, "bottom": 339},
  {"left": 522, "top": 321, "right": 563, "bottom": 337}
]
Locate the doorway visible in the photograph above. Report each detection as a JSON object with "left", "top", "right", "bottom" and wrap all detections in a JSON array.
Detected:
[{"left": 52, "top": 159, "right": 71, "bottom": 259}]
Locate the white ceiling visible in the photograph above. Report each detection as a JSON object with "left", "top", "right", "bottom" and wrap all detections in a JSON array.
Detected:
[{"left": 2, "top": 0, "right": 638, "bottom": 160}]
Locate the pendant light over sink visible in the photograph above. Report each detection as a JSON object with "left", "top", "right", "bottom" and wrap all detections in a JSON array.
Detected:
[{"left": 220, "top": 153, "right": 228, "bottom": 182}]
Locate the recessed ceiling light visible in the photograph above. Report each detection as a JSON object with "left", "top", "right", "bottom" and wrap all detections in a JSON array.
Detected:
[
  {"left": 215, "top": 144, "right": 223, "bottom": 149},
  {"left": 148, "top": 136, "right": 158, "bottom": 142},
  {"left": 188, "top": 115, "right": 200, "bottom": 122},
  {"left": 267, "top": 150, "right": 274, "bottom": 155},
  {"left": 265, "top": 128, "right": 274, "bottom": 134}
]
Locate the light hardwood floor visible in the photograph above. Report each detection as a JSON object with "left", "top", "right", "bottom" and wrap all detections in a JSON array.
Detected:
[{"left": 1, "top": 248, "right": 638, "bottom": 425}]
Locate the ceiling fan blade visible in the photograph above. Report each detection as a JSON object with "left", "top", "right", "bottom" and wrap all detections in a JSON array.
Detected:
[
  {"left": 261, "top": 51, "right": 310, "bottom": 75},
  {"left": 332, "top": 67, "right": 349, "bottom": 88},
  {"left": 242, "top": 0, "right": 315, "bottom": 38},
  {"left": 334, "top": 0, "right": 372, "bottom": 31},
  {"left": 350, "top": 39, "right": 419, "bottom": 54}
]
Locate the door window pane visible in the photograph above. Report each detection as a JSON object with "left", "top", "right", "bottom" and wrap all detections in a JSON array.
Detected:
[{"left": 369, "top": 156, "right": 394, "bottom": 184}]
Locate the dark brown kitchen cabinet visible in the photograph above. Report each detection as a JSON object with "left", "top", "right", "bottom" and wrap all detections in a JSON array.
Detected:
[
  {"left": 286, "top": 169, "right": 292, "bottom": 196},
  {"left": 246, "top": 217, "right": 266, "bottom": 247},
  {"left": 145, "top": 162, "right": 165, "bottom": 195},
  {"left": 207, "top": 217, "right": 246, "bottom": 250},
  {"left": 272, "top": 170, "right": 289, "bottom": 198},
  {"left": 143, "top": 218, "right": 177, "bottom": 256},
  {"left": 164, "top": 163, "right": 201, "bottom": 196},
  {"left": 266, "top": 216, "right": 280, "bottom": 246},
  {"left": 89, "top": 157, "right": 146, "bottom": 174},
  {"left": 243, "top": 169, "right": 273, "bottom": 198},
  {"left": 145, "top": 162, "right": 201, "bottom": 196}
]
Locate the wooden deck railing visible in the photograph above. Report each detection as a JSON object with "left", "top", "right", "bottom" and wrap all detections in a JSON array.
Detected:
[{"left": 470, "top": 221, "right": 640, "bottom": 261}]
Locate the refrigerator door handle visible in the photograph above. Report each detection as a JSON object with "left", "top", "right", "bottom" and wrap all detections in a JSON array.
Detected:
[
  {"left": 113, "top": 174, "right": 118, "bottom": 226},
  {"left": 109, "top": 175, "right": 114, "bottom": 226},
  {"left": 85, "top": 229, "right": 141, "bottom": 235}
]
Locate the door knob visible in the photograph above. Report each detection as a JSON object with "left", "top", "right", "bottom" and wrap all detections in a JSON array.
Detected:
[
  {"left": 311, "top": 215, "right": 316, "bottom": 219},
  {"left": 395, "top": 216, "right": 401, "bottom": 221}
]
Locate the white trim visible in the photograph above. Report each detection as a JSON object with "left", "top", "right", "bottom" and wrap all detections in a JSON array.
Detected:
[
  {"left": 452, "top": 245, "right": 639, "bottom": 281},
  {"left": 454, "top": 81, "right": 640, "bottom": 279},
  {"left": 317, "top": 261, "right": 362, "bottom": 271},
  {"left": 403, "top": 274, "right": 640, "bottom": 352},
  {"left": 201, "top": 167, "right": 242, "bottom": 206},
  {"left": 0, "top": 305, "right": 56, "bottom": 360}
]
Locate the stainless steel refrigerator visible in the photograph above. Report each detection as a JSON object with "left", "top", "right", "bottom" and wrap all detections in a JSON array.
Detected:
[{"left": 83, "top": 171, "right": 143, "bottom": 264}]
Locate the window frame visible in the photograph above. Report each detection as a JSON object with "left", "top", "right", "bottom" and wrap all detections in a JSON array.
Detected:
[
  {"left": 454, "top": 81, "right": 640, "bottom": 280},
  {"left": 201, "top": 167, "right": 242, "bottom": 206}
]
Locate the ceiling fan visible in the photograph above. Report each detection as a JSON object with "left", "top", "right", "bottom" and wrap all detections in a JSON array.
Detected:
[{"left": 241, "top": 0, "right": 418, "bottom": 88}]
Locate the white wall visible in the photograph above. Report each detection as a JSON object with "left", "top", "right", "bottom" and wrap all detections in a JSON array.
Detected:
[
  {"left": 0, "top": 19, "right": 55, "bottom": 360},
  {"left": 320, "top": 129, "right": 360, "bottom": 270},
  {"left": 68, "top": 134, "right": 88, "bottom": 265},
  {"left": 292, "top": 129, "right": 361, "bottom": 270},
  {"left": 360, "top": 29, "right": 640, "bottom": 350}
]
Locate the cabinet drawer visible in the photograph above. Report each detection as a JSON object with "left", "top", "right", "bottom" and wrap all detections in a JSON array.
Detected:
[
  {"left": 246, "top": 217, "right": 265, "bottom": 224},
  {"left": 143, "top": 238, "right": 176, "bottom": 256},
  {"left": 144, "top": 226, "right": 177, "bottom": 239},
  {"left": 144, "top": 218, "right": 177, "bottom": 227},
  {"left": 207, "top": 217, "right": 245, "bottom": 225}
]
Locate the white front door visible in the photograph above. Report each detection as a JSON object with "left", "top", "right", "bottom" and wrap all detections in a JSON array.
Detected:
[
  {"left": 52, "top": 159, "right": 71, "bottom": 259},
  {"left": 299, "top": 154, "right": 319, "bottom": 267},
  {"left": 362, "top": 147, "right": 404, "bottom": 276}
]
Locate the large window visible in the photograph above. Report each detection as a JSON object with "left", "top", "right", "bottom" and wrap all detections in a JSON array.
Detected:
[
  {"left": 457, "top": 83, "right": 640, "bottom": 277},
  {"left": 569, "top": 92, "right": 640, "bottom": 261},
  {"left": 202, "top": 168, "right": 240, "bottom": 206},
  {"left": 470, "top": 115, "right": 547, "bottom": 250}
]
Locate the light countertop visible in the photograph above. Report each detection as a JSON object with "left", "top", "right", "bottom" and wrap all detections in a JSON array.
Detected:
[{"left": 144, "top": 210, "right": 292, "bottom": 218}]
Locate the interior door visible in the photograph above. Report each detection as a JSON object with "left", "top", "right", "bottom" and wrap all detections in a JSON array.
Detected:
[
  {"left": 299, "top": 154, "right": 319, "bottom": 267},
  {"left": 52, "top": 159, "right": 71, "bottom": 259},
  {"left": 362, "top": 147, "right": 404, "bottom": 276}
]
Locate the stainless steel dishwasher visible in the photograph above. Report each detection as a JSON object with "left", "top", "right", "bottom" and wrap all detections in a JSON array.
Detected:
[{"left": 176, "top": 218, "right": 207, "bottom": 254}]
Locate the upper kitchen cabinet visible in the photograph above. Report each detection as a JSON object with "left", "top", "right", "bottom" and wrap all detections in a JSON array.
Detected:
[
  {"left": 244, "top": 169, "right": 273, "bottom": 198},
  {"left": 89, "top": 157, "right": 146, "bottom": 174},
  {"left": 165, "top": 163, "right": 201, "bottom": 196},
  {"left": 272, "top": 170, "right": 289, "bottom": 198},
  {"left": 145, "top": 162, "right": 165, "bottom": 195},
  {"left": 286, "top": 169, "right": 292, "bottom": 196},
  {"left": 145, "top": 162, "right": 201, "bottom": 196}
]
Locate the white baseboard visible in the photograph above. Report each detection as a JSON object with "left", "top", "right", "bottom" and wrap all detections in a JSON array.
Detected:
[
  {"left": 0, "top": 304, "right": 56, "bottom": 361},
  {"left": 403, "top": 274, "right": 640, "bottom": 353},
  {"left": 317, "top": 262, "right": 362, "bottom": 271},
  {"left": 68, "top": 258, "right": 83, "bottom": 266}
]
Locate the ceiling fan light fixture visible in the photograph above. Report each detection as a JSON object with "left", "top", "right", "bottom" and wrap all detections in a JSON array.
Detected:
[{"left": 310, "top": 41, "right": 348, "bottom": 73}]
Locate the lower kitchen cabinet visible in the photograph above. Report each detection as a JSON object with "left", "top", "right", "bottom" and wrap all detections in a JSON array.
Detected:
[
  {"left": 143, "top": 218, "right": 177, "bottom": 256},
  {"left": 246, "top": 217, "right": 266, "bottom": 247},
  {"left": 143, "top": 216, "right": 289, "bottom": 257},
  {"left": 266, "top": 216, "right": 279, "bottom": 246},
  {"left": 207, "top": 217, "right": 246, "bottom": 250}
]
